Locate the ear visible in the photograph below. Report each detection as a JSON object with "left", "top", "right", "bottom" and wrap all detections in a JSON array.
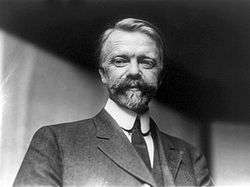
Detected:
[{"left": 98, "top": 68, "right": 107, "bottom": 84}]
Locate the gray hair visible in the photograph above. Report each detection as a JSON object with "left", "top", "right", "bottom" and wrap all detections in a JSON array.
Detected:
[{"left": 97, "top": 18, "right": 166, "bottom": 68}]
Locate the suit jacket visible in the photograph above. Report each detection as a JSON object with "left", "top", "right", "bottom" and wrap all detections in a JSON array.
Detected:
[{"left": 14, "top": 109, "right": 213, "bottom": 187}]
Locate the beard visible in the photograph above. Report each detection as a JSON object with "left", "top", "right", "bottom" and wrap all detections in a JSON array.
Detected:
[{"left": 107, "top": 75, "right": 158, "bottom": 114}]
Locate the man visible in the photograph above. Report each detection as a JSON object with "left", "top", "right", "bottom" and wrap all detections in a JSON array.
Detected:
[{"left": 14, "top": 18, "right": 213, "bottom": 186}]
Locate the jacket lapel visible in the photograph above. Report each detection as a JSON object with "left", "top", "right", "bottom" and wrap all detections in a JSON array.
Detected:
[
  {"left": 151, "top": 119, "right": 184, "bottom": 186},
  {"left": 93, "top": 109, "right": 157, "bottom": 187}
]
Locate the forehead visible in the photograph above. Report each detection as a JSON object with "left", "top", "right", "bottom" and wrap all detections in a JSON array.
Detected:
[{"left": 103, "top": 30, "right": 159, "bottom": 55}]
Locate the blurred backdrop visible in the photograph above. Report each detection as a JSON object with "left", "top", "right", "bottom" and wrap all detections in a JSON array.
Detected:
[{"left": 0, "top": 0, "right": 250, "bottom": 186}]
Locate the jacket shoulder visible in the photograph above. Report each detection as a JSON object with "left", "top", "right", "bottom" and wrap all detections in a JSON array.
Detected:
[
  {"left": 35, "top": 117, "right": 96, "bottom": 140},
  {"left": 159, "top": 131, "right": 213, "bottom": 185},
  {"left": 47, "top": 118, "right": 94, "bottom": 130},
  {"left": 158, "top": 131, "right": 204, "bottom": 160},
  {"left": 159, "top": 131, "right": 195, "bottom": 151}
]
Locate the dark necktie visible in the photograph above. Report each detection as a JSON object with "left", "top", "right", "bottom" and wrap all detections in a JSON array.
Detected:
[{"left": 131, "top": 117, "right": 151, "bottom": 170}]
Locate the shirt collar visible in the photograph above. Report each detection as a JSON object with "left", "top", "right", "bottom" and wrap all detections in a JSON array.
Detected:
[{"left": 104, "top": 98, "right": 150, "bottom": 134}]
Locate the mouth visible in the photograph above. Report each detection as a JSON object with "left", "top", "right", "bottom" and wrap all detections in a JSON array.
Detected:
[
  {"left": 127, "top": 85, "right": 141, "bottom": 90},
  {"left": 129, "top": 88, "right": 140, "bottom": 91}
]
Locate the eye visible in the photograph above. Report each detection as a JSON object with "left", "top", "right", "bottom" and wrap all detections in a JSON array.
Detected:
[
  {"left": 111, "top": 56, "right": 129, "bottom": 67},
  {"left": 139, "top": 58, "right": 156, "bottom": 69}
]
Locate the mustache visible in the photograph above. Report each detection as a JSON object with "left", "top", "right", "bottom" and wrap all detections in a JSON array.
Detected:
[{"left": 111, "top": 76, "right": 157, "bottom": 94}]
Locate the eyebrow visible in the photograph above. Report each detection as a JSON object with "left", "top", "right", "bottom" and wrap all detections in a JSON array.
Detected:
[
  {"left": 137, "top": 55, "right": 158, "bottom": 61},
  {"left": 113, "top": 55, "right": 129, "bottom": 59}
]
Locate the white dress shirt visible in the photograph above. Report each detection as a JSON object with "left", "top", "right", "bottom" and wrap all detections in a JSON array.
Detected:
[{"left": 104, "top": 98, "right": 154, "bottom": 168}]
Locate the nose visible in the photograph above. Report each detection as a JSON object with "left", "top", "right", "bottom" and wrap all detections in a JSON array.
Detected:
[{"left": 127, "top": 58, "right": 140, "bottom": 75}]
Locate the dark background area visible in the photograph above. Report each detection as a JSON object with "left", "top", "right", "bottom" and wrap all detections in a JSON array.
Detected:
[{"left": 1, "top": 0, "right": 249, "bottom": 123}]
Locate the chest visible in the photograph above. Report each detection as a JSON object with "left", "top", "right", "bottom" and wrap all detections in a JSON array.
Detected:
[{"left": 61, "top": 145, "right": 142, "bottom": 186}]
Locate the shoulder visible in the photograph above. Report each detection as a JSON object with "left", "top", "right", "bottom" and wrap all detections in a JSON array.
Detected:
[
  {"left": 33, "top": 117, "right": 97, "bottom": 141},
  {"left": 159, "top": 131, "right": 213, "bottom": 185},
  {"left": 158, "top": 131, "right": 205, "bottom": 162},
  {"left": 30, "top": 109, "right": 111, "bottom": 146},
  {"left": 159, "top": 131, "right": 195, "bottom": 152}
]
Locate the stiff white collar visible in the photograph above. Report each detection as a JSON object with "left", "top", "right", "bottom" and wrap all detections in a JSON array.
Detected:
[{"left": 104, "top": 98, "right": 150, "bottom": 134}]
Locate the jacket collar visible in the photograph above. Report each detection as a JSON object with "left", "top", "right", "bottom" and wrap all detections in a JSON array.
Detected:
[
  {"left": 94, "top": 109, "right": 157, "bottom": 187},
  {"left": 94, "top": 109, "right": 184, "bottom": 187},
  {"left": 151, "top": 119, "right": 184, "bottom": 185}
]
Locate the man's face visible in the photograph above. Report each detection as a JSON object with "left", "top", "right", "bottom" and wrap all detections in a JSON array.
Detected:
[{"left": 99, "top": 30, "right": 163, "bottom": 114}]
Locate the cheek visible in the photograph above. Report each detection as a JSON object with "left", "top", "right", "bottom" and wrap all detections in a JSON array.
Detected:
[
  {"left": 143, "top": 70, "right": 161, "bottom": 84},
  {"left": 103, "top": 67, "right": 125, "bottom": 83}
]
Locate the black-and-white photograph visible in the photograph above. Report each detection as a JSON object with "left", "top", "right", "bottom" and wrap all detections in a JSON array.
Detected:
[{"left": 0, "top": 0, "right": 250, "bottom": 186}]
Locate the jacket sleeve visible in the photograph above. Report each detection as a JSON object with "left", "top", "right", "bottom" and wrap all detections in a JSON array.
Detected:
[
  {"left": 13, "top": 126, "right": 63, "bottom": 187},
  {"left": 192, "top": 147, "right": 214, "bottom": 186}
]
